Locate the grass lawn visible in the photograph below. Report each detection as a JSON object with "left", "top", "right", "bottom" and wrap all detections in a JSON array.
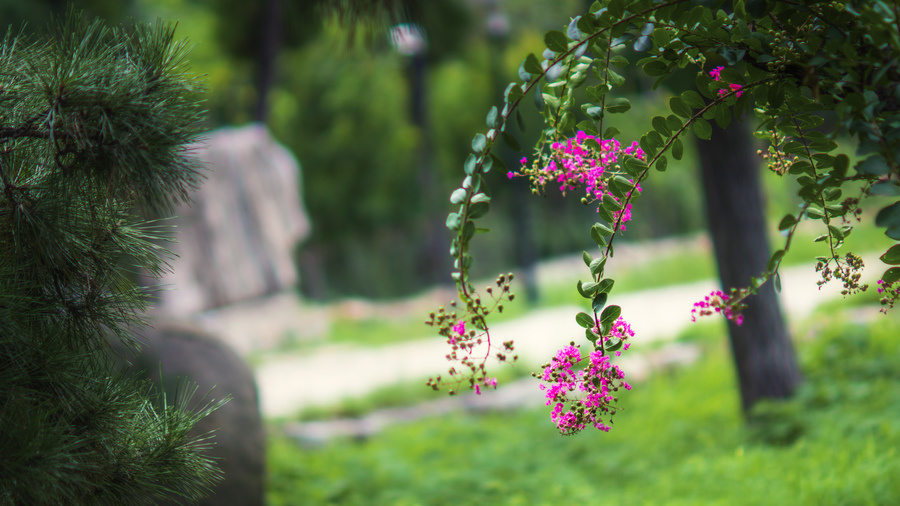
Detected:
[{"left": 266, "top": 310, "right": 900, "bottom": 505}]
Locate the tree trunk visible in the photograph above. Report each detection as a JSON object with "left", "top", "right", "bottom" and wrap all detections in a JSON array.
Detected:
[
  {"left": 697, "top": 117, "right": 803, "bottom": 413},
  {"left": 254, "top": 0, "right": 283, "bottom": 123}
]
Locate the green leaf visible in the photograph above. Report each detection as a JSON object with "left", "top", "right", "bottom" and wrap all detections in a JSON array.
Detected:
[
  {"left": 778, "top": 214, "right": 797, "bottom": 231},
  {"left": 585, "top": 106, "right": 604, "bottom": 120},
  {"left": 446, "top": 212, "right": 460, "bottom": 230},
  {"left": 472, "top": 133, "right": 487, "bottom": 153},
  {"left": 788, "top": 161, "right": 814, "bottom": 176},
  {"left": 681, "top": 90, "right": 705, "bottom": 109},
  {"left": 672, "top": 138, "right": 684, "bottom": 160},
  {"left": 502, "top": 131, "right": 522, "bottom": 151},
  {"left": 652, "top": 116, "right": 671, "bottom": 136},
  {"left": 606, "top": 97, "right": 632, "bottom": 114},
  {"left": 767, "top": 249, "right": 785, "bottom": 272},
  {"left": 505, "top": 83, "right": 523, "bottom": 102},
  {"left": 669, "top": 96, "right": 692, "bottom": 118},
  {"left": 577, "top": 120, "right": 599, "bottom": 135},
  {"left": 807, "top": 206, "right": 825, "bottom": 220},
  {"left": 597, "top": 278, "right": 614, "bottom": 293},
  {"left": 607, "top": 69, "right": 626, "bottom": 87},
  {"left": 857, "top": 155, "right": 890, "bottom": 176},
  {"left": 593, "top": 222, "right": 614, "bottom": 237},
  {"left": 883, "top": 267, "right": 900, "bottom": 284},
  {"left": 828, "top": 225, "right": 844, "bottom": 241},
  {"left": 590, "top": 259, "right": 606, "bottom": 278},
  {"left": 489, "top": 153, "right": 506, "bottom": 173},
  {"left": 609, "top": 55, "right": 629, "bottom": 67},
  {"left": 881, "top": 245, "right": 900, "bottom": 265},
  {"left": 486, "top": 106, "right": 499, "bottom": 128},
  {"left": 592, "top": 292, "right": 608, "bottom": 313},
  {"left": 590, "top": 225, "right": 607, "bottom": 246},
  {"left": 624, "top": 157, "right": 649, "bottom": 176},
  {"left": 605, "top": 338, "right": 624, "bottom": 352},
  {"left": 600, "top": 305, "right": 621, "bottom": 324},
  {"left": 643, "top": 60, "right": 668, "bottom": 76},
  {"left": 577, "top": 280, "right": 591, "bottom": 298},
  {"left": 774, "top": 271, "right": 782, "bottom": 293},
  {"left": 583, "top": 250, "right": 593, "bottom": 266},
  {"left": 656, "top": 155, "right": 668, "bottom": 172},
  {"left": 545, "top": 30, "right": 568, "bottom": 52},
  {"left": 692, "top": 118, "right": 712, "bottom": 140},
  {"left": 468, "top": 201, "right": 490, "bottom": 219},
  {"left": 604, "top": 126, "right": 621, "bottom": 139},
  {"left": 462, "top": 220, "right": 475, "bottom": 240},
  {"left": 450, "top": 188, "right": 467, "bottom": 204},
  {"left": 524, "top": 53, "right": 542, "bottom": 74},
  {"left": 875, "top": 202, "right": 900, "bottom": 228},
  {"left": 586, "top": 328, "right": 599, "bottom": 343},
  {"left": 833, "top": 154, "right": 850, "bottom": 178},
  {"left": 534, "top": 85, "right": 545, "bottom": 111},
  {"left": 464, "top": 154, "right": 477, "bottom": 175},
  {"left": 587, "top": 84, "right": 610, "bottom": 102},
  {"left": 666, "top": 115, "right": 683, "bottom": 132},
  {"left": 597, "top": 203, "right": 615, "bottom": 222},
  {"left": 633, "top": 35, "right": 653, "bottom": 53},
  {"left": 576, "top": 312, "right": 595, "bottom": 328},
  {"left": 582, "top": 281, "right": 599, "bottom": 293},
  {"left": 714, "top": 104, "right": 732, "bottom": 129},
  {"left": 870, "top": 181, "right": 900, "bottom": 197}
]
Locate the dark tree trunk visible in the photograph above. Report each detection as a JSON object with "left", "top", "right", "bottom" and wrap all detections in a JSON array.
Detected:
[
  {"left": 407, "top": 52, "right": 447, "bottom": 286},
  {"left": 255, "top": 0, "right": 283, "bottom": 123},
  {"left": 697, "top": 117, "right": 803, "bottom": 413}
]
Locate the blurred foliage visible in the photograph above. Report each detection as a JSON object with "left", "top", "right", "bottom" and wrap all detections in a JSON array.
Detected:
[
  {"left": 267, "top": 311, "right": 900, "bottom": 504},
  {"left": 33, "top": 0, "right": 721, "bottom": 299},
  {"left": 0, "top": 0, "right": 135, "bottom": 30}
]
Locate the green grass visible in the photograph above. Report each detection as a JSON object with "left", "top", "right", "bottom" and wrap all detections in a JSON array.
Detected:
[{"left": 266, "top": 313, "right": 900, "bottom": 505}]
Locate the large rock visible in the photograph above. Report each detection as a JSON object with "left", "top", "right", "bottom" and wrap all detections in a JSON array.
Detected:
[
  {"left": 113, "top": 321, "right": 266, "bottom": 506},
  {"left": 155, "top": 123, "right": 310, "bottom": 314}
]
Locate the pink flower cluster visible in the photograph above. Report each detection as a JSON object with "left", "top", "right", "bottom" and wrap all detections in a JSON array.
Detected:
[
  {"left": 710, "top": 66, "right": 743, "bottom": 98},
  {"left": 691, "top": 290, "right": 744, "bottom": 326},
  {"left": 539, "top": 317, "right": 634, "bottom": 435},
  {"left": 440, "top": 319, "right": 503, "bottom": 395},
  {"left": 876, "top": 279, "right": 900, "bottom": 312},
  {"left": 512, "top": 132, "right": 644, "bottom": 231}
]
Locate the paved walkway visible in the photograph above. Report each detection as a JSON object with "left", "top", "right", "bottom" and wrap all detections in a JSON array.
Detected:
[{"left": 255, "top": 253, "right": 880, "bottom": 418}]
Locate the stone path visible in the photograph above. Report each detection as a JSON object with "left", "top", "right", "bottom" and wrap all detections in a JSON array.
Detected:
[{"left": 255, "top": 253, "right": 879, "bottom": 419}]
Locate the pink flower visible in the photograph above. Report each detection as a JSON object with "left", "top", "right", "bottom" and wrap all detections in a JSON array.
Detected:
[
  {"left": 538, "top": 318, "right": 635, "bottom": 435},
  {"left": 710, "top": 66, "right": 742, "bottom": 97},
  {"left": 691, "top": 290, "right": 745, "bottom": 325},
  {"left": 452, "top": 320, "right": 466, "bottom": 336},
  {"left": 507, "top": 171, "right": 515, "bottom": 179}
]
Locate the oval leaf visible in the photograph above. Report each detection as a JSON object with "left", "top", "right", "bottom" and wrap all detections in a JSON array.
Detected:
[
  {"left": 600, "top": 305, "right": 621, "bottom": 324},
  {"left": 545, "top": 30, "right": 568, "bottom": 52},
  {"left": 576, "top": 312, "right": 595, "bottom": 328},
  {"left": 692, "top": 118, "right": 712, "bottom": 140},
  {"left": 881, "top": 244, "right": 900, "bottom": 265}
]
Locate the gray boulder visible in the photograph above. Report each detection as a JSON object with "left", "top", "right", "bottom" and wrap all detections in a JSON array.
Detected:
[
  {"left": 154, "top": 123, "right": 311, "bottom": 314},
  {"left": 113, "top": 321, "right": 265, "bottom": 506}
]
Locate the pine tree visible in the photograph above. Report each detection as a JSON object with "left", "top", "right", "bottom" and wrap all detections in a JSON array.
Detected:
[{"left": 0, "top": 11, "right": 225, "bottom": 505}]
